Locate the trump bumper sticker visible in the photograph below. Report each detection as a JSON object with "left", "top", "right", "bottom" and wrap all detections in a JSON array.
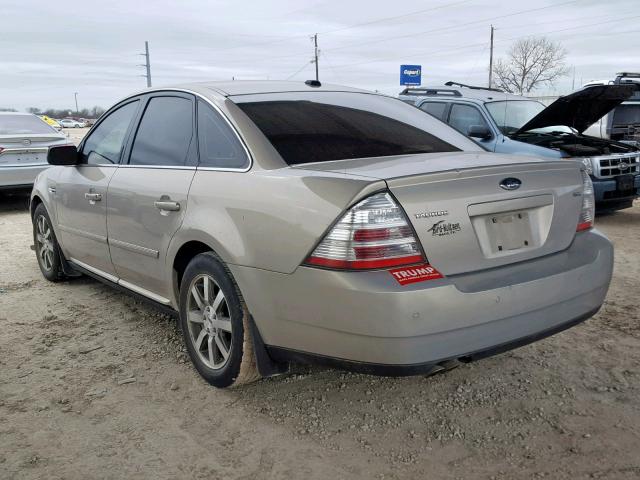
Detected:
[{"left": 389, "top": 264, "right": 443, "bottom": 285}]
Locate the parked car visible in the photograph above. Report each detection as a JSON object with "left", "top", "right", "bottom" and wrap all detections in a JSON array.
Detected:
[
  {"left": 38, "top": 115, "right": 62, "bottom": 131},
  {"left": 31, "top": 81, "right": 612, "bottom": 388},
  {"left": 58, "top": 118, "right": 83, "bottom": 128},
  {"left": 400, "top": 82, "right": 640, "bottom": 211},
  {"left": 582, "top": 73, "right": 640, "bottom": 146},
  {"left": 0, "top": 112, "right": 67, "bottom": 190}
]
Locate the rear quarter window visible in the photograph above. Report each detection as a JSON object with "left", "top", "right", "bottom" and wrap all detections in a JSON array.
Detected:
[{"left": 236, "top": 100, "right": 461, "bottom": 165}]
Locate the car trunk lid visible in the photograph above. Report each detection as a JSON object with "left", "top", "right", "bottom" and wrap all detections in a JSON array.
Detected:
[
  {"left": 0, "top": 134, "right": 65, "bottom": 166},
  {"left": 296, "top": 152, "right": 584, "bottom": 275}
]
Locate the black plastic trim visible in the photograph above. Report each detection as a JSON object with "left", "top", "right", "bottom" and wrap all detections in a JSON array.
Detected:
[{"left": 265, "top": 306, "right": 600, "bottom": 377}]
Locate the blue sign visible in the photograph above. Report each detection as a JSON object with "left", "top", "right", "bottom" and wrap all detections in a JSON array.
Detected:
[{"left": 400, "top": 65, "right": 422, "bottom": 86}]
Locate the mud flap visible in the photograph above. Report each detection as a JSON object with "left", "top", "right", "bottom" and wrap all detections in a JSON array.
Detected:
[{"left": 247, "top": 315, "right": 290, "bottom": 377}]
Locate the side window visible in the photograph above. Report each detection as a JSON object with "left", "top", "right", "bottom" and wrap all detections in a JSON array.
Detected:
[
  {"left": 448, "top": 104, "right": 489, "bottom": 135},
  {"left": 129, "top": 96, "right": 193, "bottom": 167},
  {"left": 81, "top": 101, "right": 139, "bottom": 165},
  {"left": 197, "top": 100, "right": 248, "bottom": 169},
  {"left": 419, "top": 102, "right": 447, "bottom": 120}
]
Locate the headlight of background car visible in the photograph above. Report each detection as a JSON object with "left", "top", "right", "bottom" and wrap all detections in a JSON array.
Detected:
[{"left": 581, "top": 158, "right": 594, "bottom": 175}]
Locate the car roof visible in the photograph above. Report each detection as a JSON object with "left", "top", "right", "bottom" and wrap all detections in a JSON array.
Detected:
[
  {"left": 127, "top": 80, "right": 373, "bottom": 100},
  {"left": 399, "top": 85, "right": 527, "bottom": 103}
]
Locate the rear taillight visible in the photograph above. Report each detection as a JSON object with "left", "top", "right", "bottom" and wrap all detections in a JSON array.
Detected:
[
  {"left": 305, "top": 192, "right": 425, "bottom": 270},
  {"left": 577, "top": 170, "right": 595, "bottom": 232}
]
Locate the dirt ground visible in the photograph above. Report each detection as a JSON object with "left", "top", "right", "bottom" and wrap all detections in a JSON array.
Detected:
[{"left": 1, "top": 187, "right": 639, "bottom": 479}]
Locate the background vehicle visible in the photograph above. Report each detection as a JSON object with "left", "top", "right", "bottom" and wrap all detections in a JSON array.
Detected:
[
  {"left": 58, "top": 118, "right": 83, "bottom": 128},
  {"left": 0, "top": 112, "right": 67, "bottom": 190},
  {"left": 38, "top": 115, "right": 62, "bottom": 131},
  {"left": 32, "top": 81, "right": 612, "bottom": 388},
  {"left": 583, "top": 73, "right": 640, "bottom": 146},
  {"left": 400, "top": 82, "right": 640, "bottom": 211}
]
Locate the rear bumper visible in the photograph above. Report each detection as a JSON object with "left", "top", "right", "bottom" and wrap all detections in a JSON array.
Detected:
[
  {"left": 0, "top": 165, "right": 49, "bottom": 188},
  {"left": 592, "top": 175, "right": 640, "bottom": 205},
  {"left": 231, "top": 229, "right": 613, "bottom": 368}
]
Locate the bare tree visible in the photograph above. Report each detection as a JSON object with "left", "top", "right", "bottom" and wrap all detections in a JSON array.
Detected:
[{"left": 492, "top": 37, "right": 569, "bottom": 94}]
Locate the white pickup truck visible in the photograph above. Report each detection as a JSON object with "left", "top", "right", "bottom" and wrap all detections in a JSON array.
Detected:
[{"left": 583, "top": 73, "right": 640, "bottom": 147}]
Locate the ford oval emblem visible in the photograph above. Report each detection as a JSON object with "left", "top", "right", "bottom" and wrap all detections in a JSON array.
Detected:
[
  {"left": 499, "top": 177, "right": 521, "bottom": 191},
  {"left": 618, "top": 162, "right": 629, "bottom": 171}
]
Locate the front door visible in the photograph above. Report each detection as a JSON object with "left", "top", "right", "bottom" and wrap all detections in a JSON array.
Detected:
[
  {"left": 447, "top": 103, "right": 497, "bottom": 151},
  {"left": 106, "top": 93, "right": 196, "bottom": 302},
  {"left": 56, "top": 100, "right": 140, "bottom": 277}
]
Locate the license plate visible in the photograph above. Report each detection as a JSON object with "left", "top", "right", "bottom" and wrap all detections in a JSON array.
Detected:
[
  {"left": 616, "top": 174, "right": 635, "bottom": 192},
  {"left": 486, "top": 211, "right": 532, "bottom": 253}
]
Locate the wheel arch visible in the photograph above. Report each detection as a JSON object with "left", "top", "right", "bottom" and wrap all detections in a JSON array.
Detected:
[
  {"left": 30, "top": 194, "right": 43, "bottom": 219},
  {"left": 171, "top": 240, "right": 216, "bottom": 304},
  {"left": 169, "top": 237, "right": 288, "bottom": 378}
]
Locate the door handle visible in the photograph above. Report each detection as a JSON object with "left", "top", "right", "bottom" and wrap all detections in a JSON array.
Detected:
[
  {"left": 154, "top": 200, "right": 180, "bottom": 212},
  {"left": 84, "top": 192, "right": 102, "bottom": 202}
]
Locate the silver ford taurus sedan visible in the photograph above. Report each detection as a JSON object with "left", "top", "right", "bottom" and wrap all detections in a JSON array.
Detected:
[{"left": 30, "top": 81, "right": 613, "bottom": 388}]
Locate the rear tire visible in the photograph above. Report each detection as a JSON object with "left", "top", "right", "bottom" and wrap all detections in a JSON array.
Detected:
[
  {"left": 179, "top": 252, "right": 260, "bottom": 388},
  {"left": 33, "top": 203, "right": 65, "bottom": 282}
]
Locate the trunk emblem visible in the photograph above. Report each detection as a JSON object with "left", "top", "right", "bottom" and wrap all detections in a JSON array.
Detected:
[
  {"left": 499, "top": 177, "right": 522, "bottom": 190},
  {"left": 22, "top": 139, "right": 31, "bottom": 146}
]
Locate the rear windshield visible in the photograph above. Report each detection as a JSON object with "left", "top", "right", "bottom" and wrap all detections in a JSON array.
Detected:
[
  {"left": 0, "top": 114, "right": 57, "bottom": 135},
  {"left": 235, "top": 95, "right": 465, "bottom": 165}
]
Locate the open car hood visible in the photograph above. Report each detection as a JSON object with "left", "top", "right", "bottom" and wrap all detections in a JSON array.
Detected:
[{"left": 514, "top": 84, "right": 639, "bottom": 135}]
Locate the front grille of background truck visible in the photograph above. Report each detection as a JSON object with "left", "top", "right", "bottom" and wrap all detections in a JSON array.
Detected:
[{"left": 595, "top": 154, "right": 640, "bottom": 178}]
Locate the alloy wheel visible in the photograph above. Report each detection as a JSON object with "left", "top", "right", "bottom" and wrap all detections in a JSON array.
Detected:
[
  {"left": 186, "top": 274, "right": 233, "bottom": 370},
  {"left": 35, "top": 215, "right": 55, "bottom": 272}
]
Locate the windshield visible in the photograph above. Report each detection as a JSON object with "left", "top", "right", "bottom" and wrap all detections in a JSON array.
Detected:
[
  {"left": 234, "top": 92, "right": 482, "bottom": 165},
  {"left": 0, "top": 114, "right": 57, "bottom": 135},
  {"left": 485, "top": 100, "right": 546, "bottom": 135}
]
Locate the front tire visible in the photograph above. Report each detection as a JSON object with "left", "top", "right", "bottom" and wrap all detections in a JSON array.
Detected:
[
  {"left": 179, "top": 252, "right": 260, "bottom": 388},
  {"left": 33, "top": 203, "right": 65, "bottom": 282}
]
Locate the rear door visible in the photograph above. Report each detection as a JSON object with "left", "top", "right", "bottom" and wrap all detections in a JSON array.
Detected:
[
  {"left": 56, "top": 99, "right": 140, "bottom": 277},
  {"left": 417, "top": 101, "right": 449, "bottom": 121},
  {"left": 106, "top": 92, "right": 197, "bottom": 302}
]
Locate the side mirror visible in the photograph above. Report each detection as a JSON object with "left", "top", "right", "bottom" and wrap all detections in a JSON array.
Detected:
[
  {"left": 467, "top": 124, "right": 492, "bottom": 139},
  {"left": 48, "top": 145, "right": 79, "bottom": 165}
]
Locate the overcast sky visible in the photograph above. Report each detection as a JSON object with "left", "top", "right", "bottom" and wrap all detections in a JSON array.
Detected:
[{"left": 1, "top": 0, "right": 638, "bottom": 111}]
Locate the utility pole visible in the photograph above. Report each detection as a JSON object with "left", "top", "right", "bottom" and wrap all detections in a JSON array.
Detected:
[
  {"left": 488, "top": 25, "right": 494, "bottom": 88},
  {"left": 74, "top": 92, "right": 79, "bottom": 113},
  {"left": 312, "top": 33, "right": 319, "bottom": 81},
  {"left": 139, "top": 41, "right": 152, "bottom": 87}
]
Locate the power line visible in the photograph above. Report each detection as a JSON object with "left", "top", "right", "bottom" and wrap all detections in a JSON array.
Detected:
[
  {"left": 285, "top": 61, "right": 312, "bottom": 80},
  {"left": 323, "top": 0, "right": 581, "bottom": 53},
  {"left": 319, "top": 0, "right": 474, "bottom": 34},
  {"left": 189, "top": 0, "right": 474, "bottom": 55},
  {"left": 326, "top": 12, "right": 640, "bottom": 70}
]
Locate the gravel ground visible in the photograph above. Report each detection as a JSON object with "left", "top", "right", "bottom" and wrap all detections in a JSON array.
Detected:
[{"left": 1, "top": 187, "right": 639, "bottom": 479}]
